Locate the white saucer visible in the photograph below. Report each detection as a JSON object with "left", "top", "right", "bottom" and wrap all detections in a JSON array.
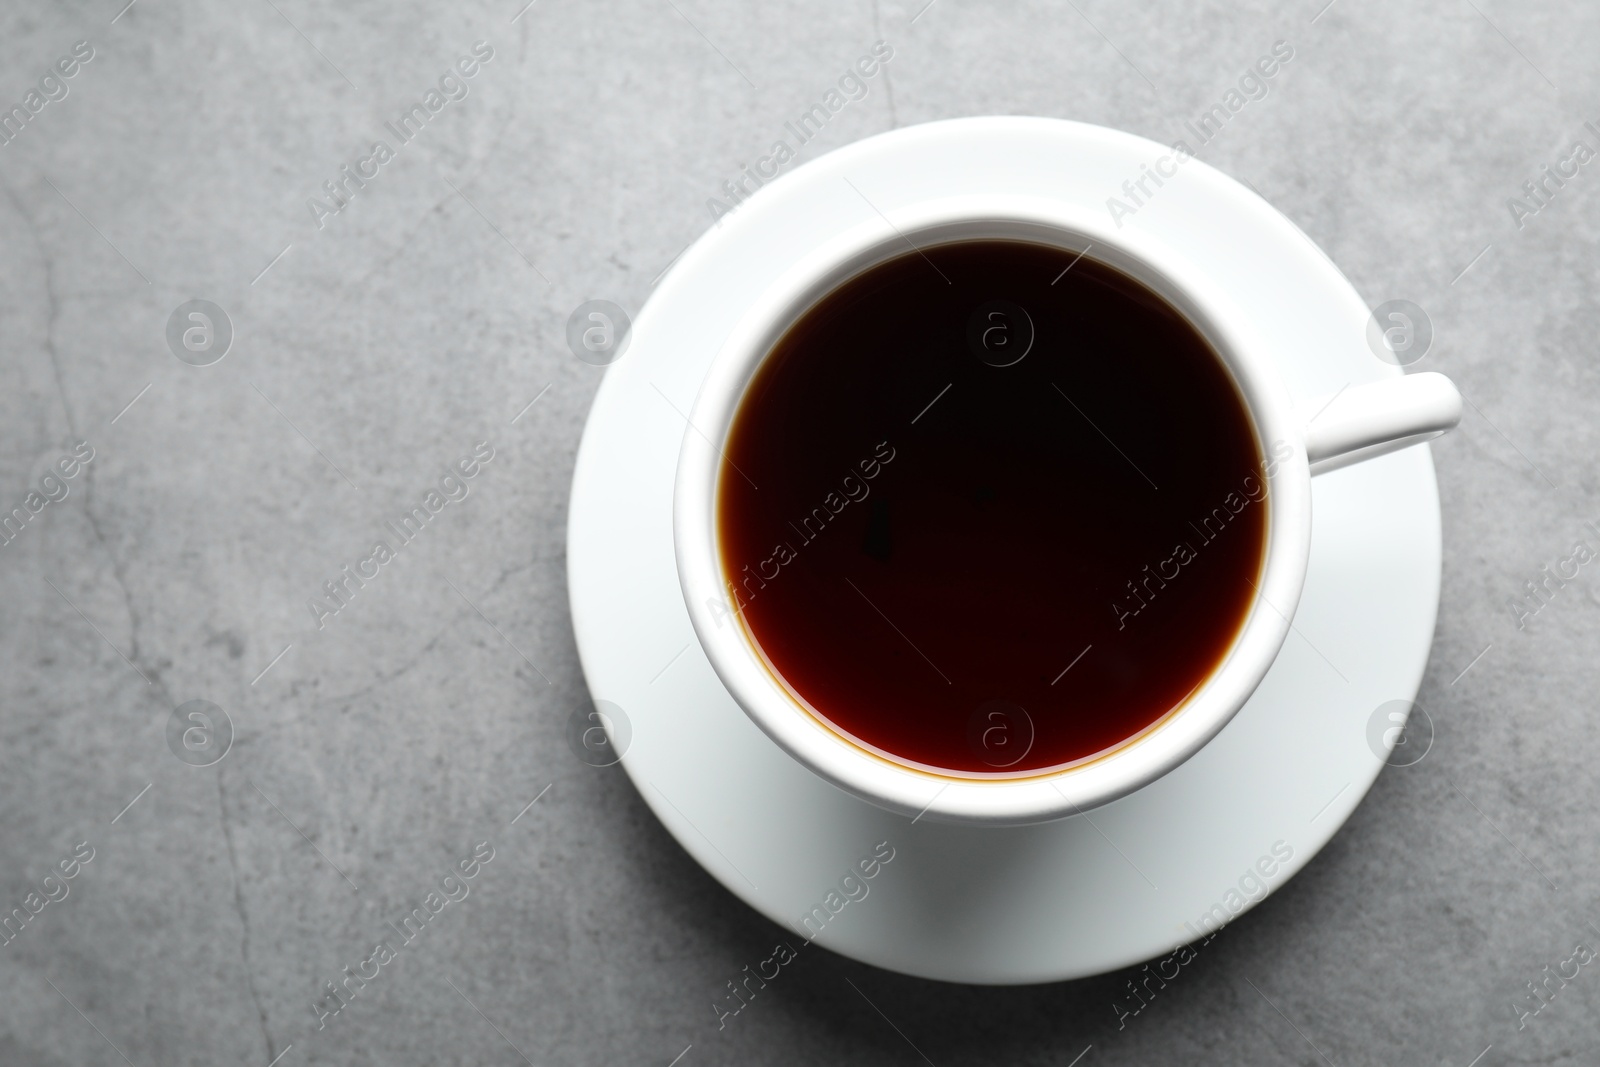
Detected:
[{"left": 566, "top": 118, "right": 1441, "bottom": 984}]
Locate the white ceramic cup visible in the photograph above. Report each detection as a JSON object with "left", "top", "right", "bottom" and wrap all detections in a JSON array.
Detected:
[{"left": 673, "top": 194, "right": 1461, "bottom": 826}]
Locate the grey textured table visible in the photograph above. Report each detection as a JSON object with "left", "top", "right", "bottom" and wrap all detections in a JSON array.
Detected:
[{"left": 3, "top": 1, "right": 1597, "bottom": 1064}]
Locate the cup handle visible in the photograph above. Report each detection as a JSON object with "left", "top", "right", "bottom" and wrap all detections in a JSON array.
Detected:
[{"left": 1302, "top": 371, "right": 1462, "bottom": 476}]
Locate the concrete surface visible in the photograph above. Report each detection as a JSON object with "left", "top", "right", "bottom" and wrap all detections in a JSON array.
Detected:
[{"left": 2, "top": 0, "right": 1599, "bottom": 1064}]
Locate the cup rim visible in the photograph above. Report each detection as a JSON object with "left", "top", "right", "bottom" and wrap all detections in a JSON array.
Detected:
[{"left": 673, "top": 194, "right": 1312, "bottom": 825}]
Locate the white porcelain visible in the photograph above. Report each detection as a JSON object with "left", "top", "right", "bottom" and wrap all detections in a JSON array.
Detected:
[
  {"left": 568, "top": 117, "right": 1447, "bottom": 982},
  {"left": 672, "top": 194, "right": 1460, "bottom": 827}
]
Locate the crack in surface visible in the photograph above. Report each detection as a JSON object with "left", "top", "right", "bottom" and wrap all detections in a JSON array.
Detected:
[
  {"left": 482, "top": 558, "right": 534, "bottom": 601},
  {"left": 347, "top": 191, "right": 456, "bottom": 293},
  {"left": 872, "top": 0, "right": 899, "bottom": 129},
  {"left": 4, "top": 176, "right": 281, "bottom": 1063},
  {"left": 217, "top": 766, "right": 280, "bottom": 1067},
  {"left": 2, "top": 178, "right": 76, "bottom": 459},
  {"left": 4, "top": 178, "right": 169, "bottom": 697},
  {"left": 320, "top": 627, "right": 447, "bottom": 707},
  {"left": 314, "top": 559, "right": 537, "bottom": 710},
  {"left": 345, "top": 57, "right": 530, "bottom": 297}
]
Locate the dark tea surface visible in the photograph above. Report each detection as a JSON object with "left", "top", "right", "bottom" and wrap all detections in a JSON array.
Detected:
[{"left": 718, "top": 240, "right": 1267, "bottom": 775}]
